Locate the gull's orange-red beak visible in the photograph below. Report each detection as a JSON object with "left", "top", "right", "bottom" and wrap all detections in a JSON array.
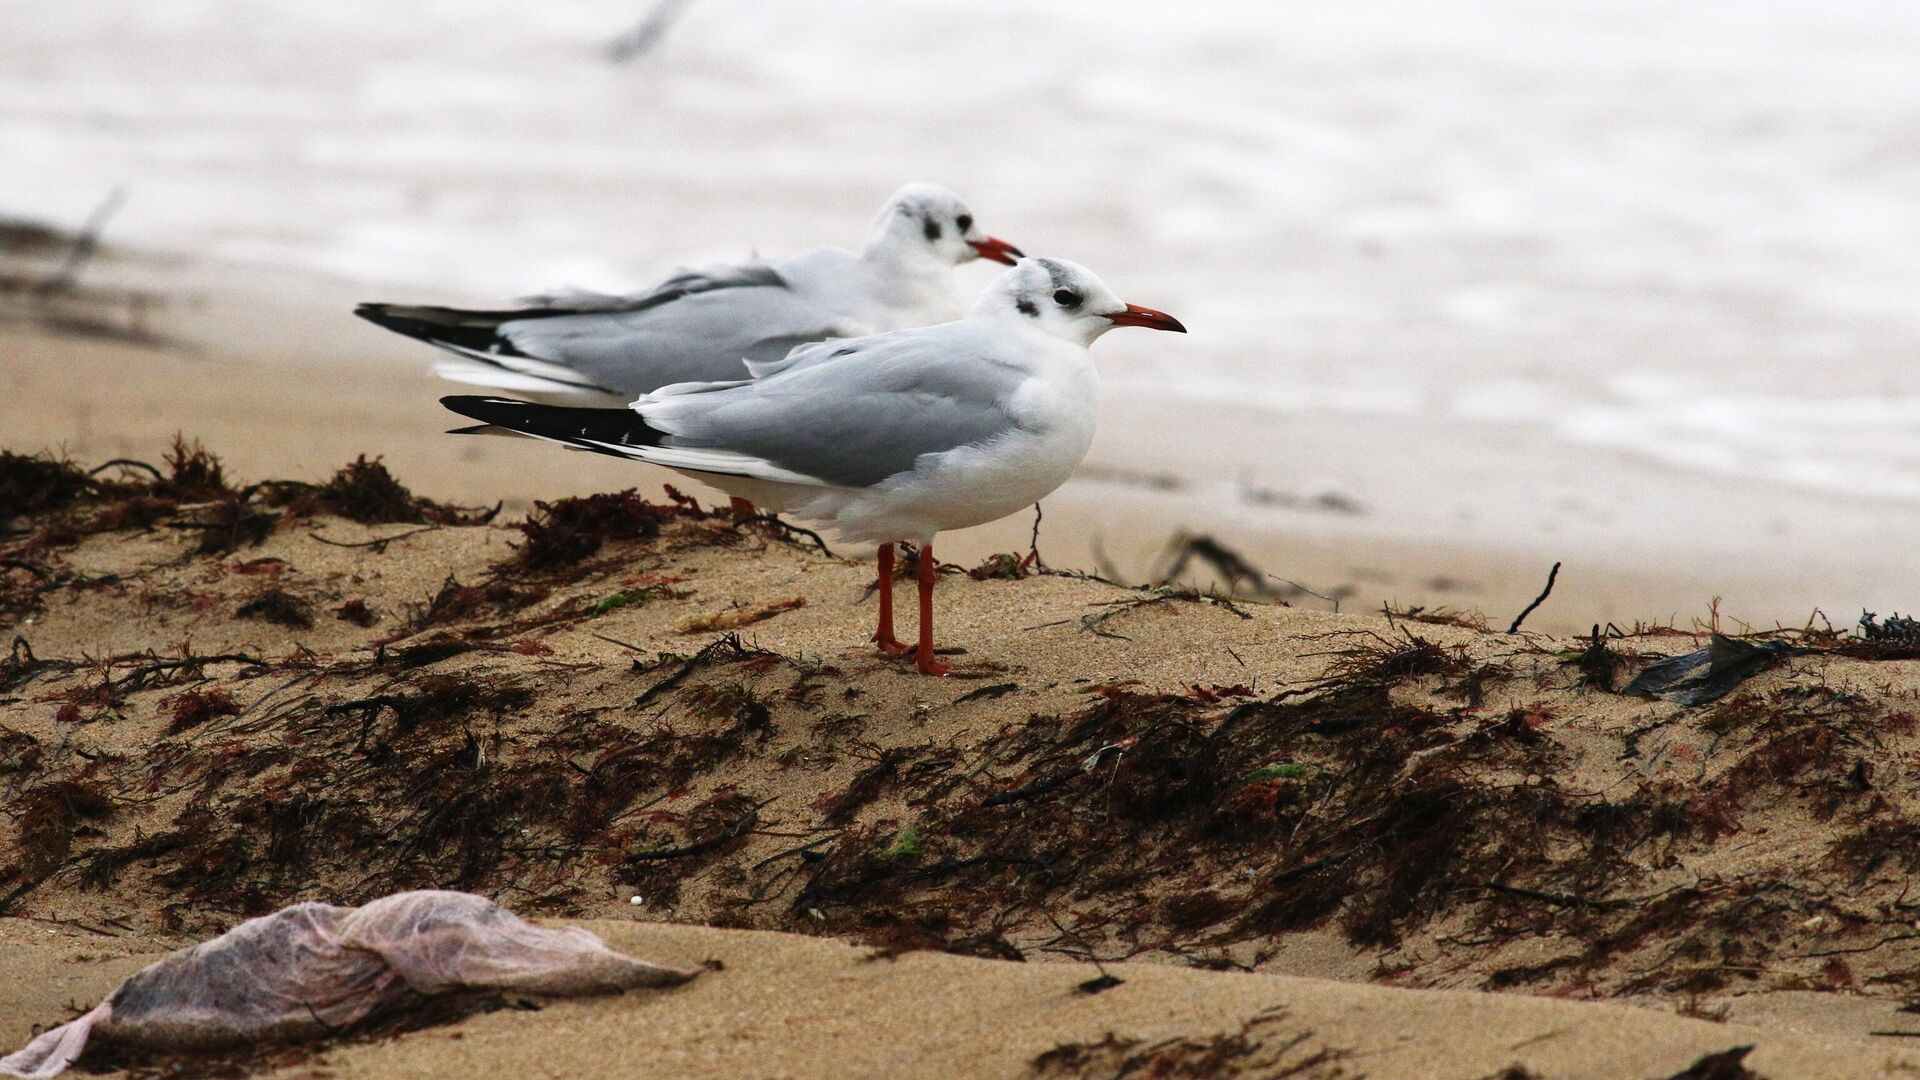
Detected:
[
  {"left": 1106, "top": 303, "right": 1187, "bottom": 333},
  {"left": 968, "top": 236, "right": 1024, "bottom": 265}
]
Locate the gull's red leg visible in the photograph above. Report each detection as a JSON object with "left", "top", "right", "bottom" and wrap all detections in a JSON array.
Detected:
[
  {"left": 728, "top": 497, "right": 756, "bottom": 522},
  {"left": 915, "top": 539, "right": 951, "bottom": 676},
  {"left": 873, "top": 543, "right": 911, "bottom": 656}
]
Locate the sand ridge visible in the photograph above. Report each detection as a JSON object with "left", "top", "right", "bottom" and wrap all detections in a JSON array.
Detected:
[{"left": 7, "top": 447, "right": 1920, "bottom": 1076}]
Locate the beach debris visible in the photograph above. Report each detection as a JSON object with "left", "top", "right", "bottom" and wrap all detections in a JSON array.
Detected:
[
  {"left": 0, "top": 452, "right": 93, "bottom": 526},
  {"left": 1622, "top": 635, "right": 1792, "bottom": 705},
  {"left": 0, "top": 890, "right": 698, "bottom": 1079},
  {"left": 1505, "top": 560, "right": 1561, "bottom": 634},
  {"left": 623, "top": 795, "right": 761, "bottom": 863},
  {"left": 1859, "top": 611, "right": 1920, "bottom": 647},
  {"left": 335, "top": 597, "right": 379, "bottom": 626},
  {"left": 591, "top": 587, "right": 659, "bottom": 615},
  {"left": 1566, "top": 625, "right": 1623, "bottom": 691},
  {"left": 159, "top": 687, "right": 240, "bottom": 734},
  {"left": 676, "top": 596, "right": 805, "bottom": 634},
  {"left": 509, "top": 490, "right": 679, "bottom": 571},
  {"left": 879, "top": 826, "right": 922, "bottom": 862},
  {"left": 234, "top": 587, "right": 316, "bottom": 628}
]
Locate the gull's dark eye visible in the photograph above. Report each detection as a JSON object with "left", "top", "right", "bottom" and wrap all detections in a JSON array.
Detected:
[
  {"left": 955, "top": 213, "right": 973, "bottom": 232},
  {"left": 1053, "top": 289, "right": 1081, "bottom": 309}
]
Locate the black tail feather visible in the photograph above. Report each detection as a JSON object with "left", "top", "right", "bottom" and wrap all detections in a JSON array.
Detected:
[
  {"left": 439, "top": 396, "right": 664, "bottom": 460},
  {"left": 356, "top": 302, "right": 570, "bottom": 356}
]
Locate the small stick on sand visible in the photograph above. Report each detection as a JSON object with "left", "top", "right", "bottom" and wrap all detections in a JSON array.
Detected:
[{"left": 1507, "top": 561, "right": 1563, "bottom": 634}]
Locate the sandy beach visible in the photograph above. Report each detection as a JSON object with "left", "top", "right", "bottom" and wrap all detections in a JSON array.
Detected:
[
  {"left": 8, "top": 3, "right": 1920, "bottom": 1071},
  {"left": 9, "top": 381, "right": 1920, "bottom": 1074},
  {"left": 10, "top": 919, "right": 1920, "bottom": 1079}
]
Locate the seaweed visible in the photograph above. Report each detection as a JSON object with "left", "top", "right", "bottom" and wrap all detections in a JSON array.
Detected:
[
  {"left": 1, "top": 780, "right": 114, "bottom": 912},
  {"left": 1313, "top": 628, "right": 1473, "bottom": 688},
  {"left": 177, "top": 495, "right": 279, "bottom": 556},
  {"left": 159, "top": 435, "right": 231, "bottom": 501},
  {"left": 967, "top": 552, "right": 1036, "bottom": 581},
  {"left": 1569, "top": 626, "right": 1624, "bottom": 691},
  {"left": 266, "top": 455, "right": 498, "bottom": 526},
  {"left": 1859, "top": 611, "right": 1920, "bottom": 646},
  {"left": 0, "top": 451, "right": 92, "bottom": 525},
  {"left": 1, "top": 443, "right": 508, "bottom": 574},
  {"left": 508, "top": 490, "right": 679, "bottom": 570},
  {"left": 334, "top": 598, "right": 379, "bottom": 627},
  {"left": 12, "top": 446, "right": 1920, "bottom": 1019},
  {"left": 161, "top": 687, "right": 241, "bottom": 733},
  {"left": 235, "top": 588, "right": 315, "bottom": 629},
  {"left": 815, "top": 748, "right": 914, "bottom": 826},
  {"left": 0, "top": 724, "right": 42, "bottom": 775},
  {"left": 410, "top": 576, "right": 549, "bottom": 628}
]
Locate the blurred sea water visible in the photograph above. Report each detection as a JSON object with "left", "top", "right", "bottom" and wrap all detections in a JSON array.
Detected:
[{"left": 6, "top": 0, "right": 1920, "bottom": 556}]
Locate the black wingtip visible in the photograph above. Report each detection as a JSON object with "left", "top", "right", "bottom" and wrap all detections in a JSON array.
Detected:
[
  {"left": 440, "top": 395, "right": 517, "bottom": 423},
  {"left": 438, "top": 396, "right": 665, "bottom": 453},
  {"left": 359, "top": 304, "right": 532, "bottom": 356},
  {"left": 355, "top": 301, "right": 450, "bottom": 342},
  {"left": 354, "top": 302, "right": 400, "bottom": 328}
]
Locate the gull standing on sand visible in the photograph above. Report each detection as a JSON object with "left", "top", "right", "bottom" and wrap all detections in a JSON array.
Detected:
[
  {"left": 355, "top": 183, "right": 1023, "bottom": 403},
  {"left": 440, "top": 257, "right": 1186, "bottom": 675}
]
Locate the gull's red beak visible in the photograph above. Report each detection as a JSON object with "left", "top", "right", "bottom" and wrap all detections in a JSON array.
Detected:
[
  {"left": 1106, "top": 303, "right": 1187, "bottom": 333},
  {"left": 968, "top": 236, "right": 1024, "bottom": 265}
]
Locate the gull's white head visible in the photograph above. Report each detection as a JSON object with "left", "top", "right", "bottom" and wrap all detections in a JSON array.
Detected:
[
  {"left": 866, "top": 182, "right": 1023, "bottom": 268},
  {"left": 976, "top": 257, "right": 1187, "bottom": 347}
]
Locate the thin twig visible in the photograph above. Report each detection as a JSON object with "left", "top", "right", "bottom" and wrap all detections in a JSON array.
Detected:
[
  {"left": 588, "top": 631, "right": 649, "bottom": 653},
  {"left": 308, "top": 525, "right": 440, "bottom": 552},
  {"left": 1507, "top": 561, "right": 1562, "bottom": 634},
  {"left": 1268, "top": 573, "right": 1340, "bottom": 613},
  {"left": 1027, "top": 503, "right": 1046, "bottom": 570},
  {"left": 87, "top": 458, "right": 163, "bottom": 481}
]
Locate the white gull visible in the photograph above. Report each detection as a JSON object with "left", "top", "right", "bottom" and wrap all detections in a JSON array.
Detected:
[
  {"left": 440, "top": 257, "right": 1185, "bottom": 674},
  {"left": 357, "top": 183, "right": 1022, "bottom": 405}
]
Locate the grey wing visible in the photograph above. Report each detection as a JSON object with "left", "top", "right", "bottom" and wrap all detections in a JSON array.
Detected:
[
  {"left": 637, "top": 329, "right": 1028, "bottom": 489},
  {"left": 501, "top": 264, "right": 868, "bottom": 394}
]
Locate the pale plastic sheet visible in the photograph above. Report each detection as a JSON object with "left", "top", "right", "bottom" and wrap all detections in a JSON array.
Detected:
[{"left": 1, "top": 890, "right": 697, "bottom": 1079}]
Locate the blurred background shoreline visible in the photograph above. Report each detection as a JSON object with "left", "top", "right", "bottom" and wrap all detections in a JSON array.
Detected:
[{"left": 6, "top": 0, "right": 1920, "bottom": 634}]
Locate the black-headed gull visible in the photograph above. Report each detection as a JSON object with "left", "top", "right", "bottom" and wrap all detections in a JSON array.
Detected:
[
  {"left": 355, "top": 183, "right": 1022, "bottom": 404},
  {"left": 441, "top": 257, "right": 1185, "bottom": 675}
]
